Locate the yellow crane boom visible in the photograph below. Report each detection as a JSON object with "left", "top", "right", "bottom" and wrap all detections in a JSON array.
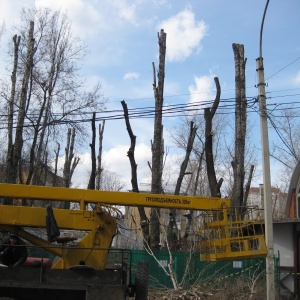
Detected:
[
  {"left": 0, "top": 183, "right": 230, "bottom": 210},
  {"left": 0, "top": 183, "right": 267, "bottom": 268}
]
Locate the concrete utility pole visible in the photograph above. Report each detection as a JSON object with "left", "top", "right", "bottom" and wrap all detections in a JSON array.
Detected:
[{"left": 256, "top": 1, "right": 276, "bottom": 299}]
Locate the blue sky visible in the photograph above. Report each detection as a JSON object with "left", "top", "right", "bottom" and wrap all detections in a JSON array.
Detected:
[{"left": 1, "top": 0, "right": 300, "bottom": 190}]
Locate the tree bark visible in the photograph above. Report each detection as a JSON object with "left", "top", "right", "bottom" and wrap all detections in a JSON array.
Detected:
[
  {"left": 63, "top": 128, "right": 77, "bottom": 187},
  {"left": 9, "top": 22, "right": 35, "bottom": 188},
  {"left": 204, "top": 77, "right": 222, "bottom": 197},
  {"left": 150, "top": 29, "right": 167, "bottom": 250},
  {"left": 122, "top": 100, "right": 150, "bottom": 245},
  {"left": 62, "top": 128, "right": 79, "bottom": 208},
  {"left": 182, "top": 148, "right": 204, "bottom": 241},
  {"left": 167, "top": 121, "right": 197, "bottom": 245},
  {"left": 54, "top": 143, "right": 60, "bottom": 176},
  {"left": 96, "top": 121, "right": 105, "bottom": 190},
  {"left": 26, "top": 88, "right": 48, "bottom": 186},
  {"left": 5, "top": 35, "right": 21, "bottom": 188},
  {"left": 88, "top": 112, "right": 96, "bottom": 190},
  {"left": 231, "top": 43, "right": 247, "bottom": 208},
  {"left": 243, "top": 164, "right": 254, "bottom": 207}
]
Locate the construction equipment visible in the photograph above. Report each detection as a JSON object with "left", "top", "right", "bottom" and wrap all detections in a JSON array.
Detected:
[{"left": 0, "top": 183, "right": 267, "bottom": 300}]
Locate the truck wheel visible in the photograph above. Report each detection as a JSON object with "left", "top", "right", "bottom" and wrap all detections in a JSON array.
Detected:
[{"left": 135, "top": 261, "right": 148, "bottom": 300}]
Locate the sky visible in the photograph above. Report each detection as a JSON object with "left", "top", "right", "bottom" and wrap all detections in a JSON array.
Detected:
[{"left": 0, "top": 0, "right": 300, "bottom": 191}]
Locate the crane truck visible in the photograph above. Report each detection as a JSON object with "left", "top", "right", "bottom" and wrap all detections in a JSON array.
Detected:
[{"left": 0, "top": 183, "right": 267, "bottom": 300}]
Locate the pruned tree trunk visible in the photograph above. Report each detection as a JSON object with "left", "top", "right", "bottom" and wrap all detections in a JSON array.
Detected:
[
  {"left": 122, "top": 100, "right": 150, "bottom": 245},
  {"left": 204, "top": 77, "right": 223, "bottom": 197},
  {"left": 5, "top": 22, "right": 34, "bottom": 194},
  {"left": 231, "top": 43, "right": 247, "bottom": 208},
  {"left": 167, "top": 121, "right": 197, "bottom": 246},
  {"left": 96, "top": 121, "right": 105, "bottom": 190},
  {"left": 54, "top": 143, "right": 60, "bottom": 176},
  {"left": 26, "top": 88, "right": 48, "bottom": 186},
  {"left": 5, "top": 34, "right": 21, "bottom": 188},
  {"left": 243, "top": 164, "right": 254, "bottom": 207},
  {"left": 150, "top": 29, "right": 167, "bottom": 250},
  {"left": 88, "top": 112, "right": 96, "bottom": 190},
  {"left": 63, "top": 128, "right": 79, "bottom": 187},
  {"left": 183, "top": 148, "right": 204, "bottom": 241},
  {"left": 63, "top": 128, "right": 79, "bottom": 208},
  {"left": 13, "top": 21, "right": 35, "bottom": 182}
]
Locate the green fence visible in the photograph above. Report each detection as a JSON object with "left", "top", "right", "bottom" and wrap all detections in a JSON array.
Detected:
[
  {"left": 28, "top": 246, "right": 56, "bottom": 260},
  {"left": 28, "top": 246, "right": 280, "bottom": 292},
  {"left": 130, "top": 250, "right": 278, "bottom": 290}
]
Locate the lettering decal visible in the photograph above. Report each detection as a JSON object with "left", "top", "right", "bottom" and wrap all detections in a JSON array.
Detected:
[{"left": 145, "top": 196, "right": 191, "bottom": 206}]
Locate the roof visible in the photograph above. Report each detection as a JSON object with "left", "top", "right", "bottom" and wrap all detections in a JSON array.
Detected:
[
  {"left": 286, "top": 161, "right": 300, "bottom": 216},
  {"left": 249, "top": 187, "right": 281, "bottom": 194}
]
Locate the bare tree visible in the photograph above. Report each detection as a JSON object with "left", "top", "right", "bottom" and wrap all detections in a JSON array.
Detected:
[
  {"left": 99, "top": 170, "right": 125, "bottom": 191},
  {"left": 150, "top": 29, "right": 167, "bottom": 250},
  {"left": 270, "top": 106, "right": 300, "bottom": 191},
  {"left": 1, "top": 8, "right": 106, "bottom": 193}
]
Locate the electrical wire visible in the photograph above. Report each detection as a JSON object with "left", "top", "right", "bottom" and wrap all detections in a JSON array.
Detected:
[
  {"left": 1, "top": 90, "right": 300, "bottom": 130},
  {"left": 266, "top": 55, "right": 300, "bottom": 81},
  {"left": 267, "top": 114, "right": 298, "bottom": 160}
]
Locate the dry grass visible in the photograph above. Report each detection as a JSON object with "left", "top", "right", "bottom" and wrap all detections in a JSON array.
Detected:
[{"left": 147, "top": 277, "right": 268, "bottom": 300}]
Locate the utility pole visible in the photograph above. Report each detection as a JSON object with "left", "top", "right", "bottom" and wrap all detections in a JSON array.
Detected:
[{"left": 256, "top": 1, "right": 276, "bottom": 299}]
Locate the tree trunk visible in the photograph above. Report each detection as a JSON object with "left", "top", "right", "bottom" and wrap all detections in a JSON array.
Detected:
[
  {"left": 96, "top": 121, "right": 105, "bottom": 190},
  {"left": 150, "top": 29, "right": 167, "bottom": 250},
  {"left": 88, "top": 112, "right": 96, "bottom": 190},
  {"left": 62, "top": 128, "right": 79, "bottom": 208},
  {"left": 9, "top": 22, "right": 35, "bottom": 188},
  {"left": 204, "top": 77, "right": 223, "bottom": 197},
  {"left": 122, "top": 100, "right": 150, "bottom": 245},
  {"left": 26, "top": 88, "right": 48, "bottom": 186},
  {"left": 63, "top": 128, "right": 78, "bottom": 187},
  {"left": 54, "top": 143, "right": 60, "bottom": 176},
  {"left": 167, "top": 122, "right": 197, "bottom": 246},
  {"left": 5, "top": 35, "right": 21, "bottom": 188},
  {"left": 243, "top": 164, "right": 254, "bottom": 207},
  {"left": 182, "top": 149, "right": 204, "bottom": 241},
  {"left": 231, "top": 43, "right": 247, "bottom": 208}
]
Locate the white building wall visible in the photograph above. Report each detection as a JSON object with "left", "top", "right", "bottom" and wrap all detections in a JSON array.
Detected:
[{"left": 273, "top": 223, "right": 294, "bottom": 293}]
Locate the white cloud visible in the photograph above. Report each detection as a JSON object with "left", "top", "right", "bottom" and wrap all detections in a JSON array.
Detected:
[
  {"left": 103, "top": 143, "right": 151, "bottom": 176},
  {"left": 294, "top": 71, "right": 300, "bottom": 85},
  {"left": 123, "top": 72, "right": 140, "bottom": 80},
  {"left": 35, "top": 0, "right": 103, "bottom": 38},
  {"left": 35, "top": 0, "right": 144, "bottom": 38},
  {"left": 66, "top": 142, "right": 186, "bottom": 192},
  {"left": 53, "top": 152, "right": 91, "bottom": 188},
  {"left": 0, "top": 0, "right": 33, "bottom": 28},
  {"left": 57, "top": 143, "right": 152, "bottom": 190},
  {"left": 158, "top": 8, "right": 207, "bottom": 62},
  {"left": 110, "top": 0, "right": 138, "bottom": 25},
  {"left": 188, "top": 73, "right": 215, "bottom": 104}
]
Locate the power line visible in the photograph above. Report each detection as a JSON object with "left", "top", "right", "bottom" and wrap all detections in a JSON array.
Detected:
[
  {"left": 1, "top": 92, "right": 300, "bottom": 130},
  {"left": 266, "top": 55, "right": 300, "bottom": 81},
  {"left": 267, "top": 113, "right": 299, "bottom": 161}
]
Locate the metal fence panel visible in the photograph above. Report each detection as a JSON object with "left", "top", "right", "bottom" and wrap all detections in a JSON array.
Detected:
[{"left": 130, "top": 250, "right": 276, "bottom": 289}]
